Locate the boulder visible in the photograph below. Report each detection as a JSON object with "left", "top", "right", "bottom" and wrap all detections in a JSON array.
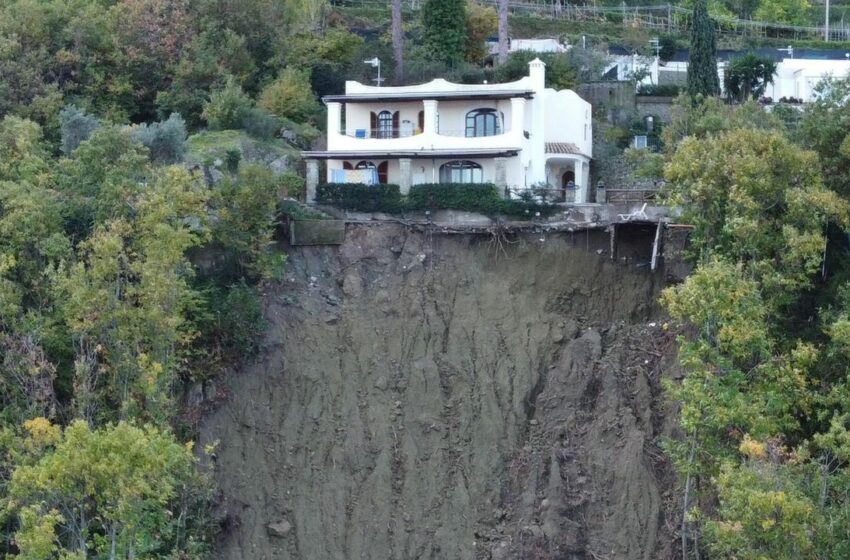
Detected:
[{"left": 267, "top": 519, "right": 292, "bottom": 538}]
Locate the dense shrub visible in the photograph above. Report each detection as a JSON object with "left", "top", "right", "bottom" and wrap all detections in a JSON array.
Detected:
[
  {"left": 318, "top": 182, "right": 557, "bottom": 217},
  {"left": 215, "top": 280, "right": 266, "bottom": 358},
  {"left": 59, "top": 105, "right": 101, "bottom": 155},
  {"left": 240, "top": 107, "right": 283, "bottom": 140},
  {"left": 129, "top": 113, "right": 187, "bottom": 164},
  {"left": 316, "top": 183, "right": 402, "bottom": 212},
  {"left": 637, "top": 84, "right": 682, "bottom": 96},
  {"left": 258, "top": 67, "right": 321, "bottom": 123},
  {"left": 279, "top": 171, "right": 305, "bottom": 199},
  {"left": 202, "top": 76, "right": 253, "bottom": 130},
  {"left": 407, "top": 182, "right": 501, "bottom": 211}
]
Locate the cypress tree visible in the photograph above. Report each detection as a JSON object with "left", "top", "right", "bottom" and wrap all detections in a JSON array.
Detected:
[
  {"left": 422, "top": 0, "right": 467, "bottom": 66},
  {"left": 687, "top": 0, "right": 720, "bottom": 97}
]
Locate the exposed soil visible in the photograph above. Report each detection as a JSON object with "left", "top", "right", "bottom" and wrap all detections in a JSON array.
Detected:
[{"left": 199, "top": 223, "right": 682, "bottom": 560}]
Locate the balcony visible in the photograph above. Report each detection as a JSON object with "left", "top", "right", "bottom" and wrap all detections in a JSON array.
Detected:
[{"left": 329, "top": 126, "right": 520, "bottom": 153}]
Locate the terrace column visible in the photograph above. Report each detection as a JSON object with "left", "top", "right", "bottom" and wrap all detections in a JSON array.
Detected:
[
  {"left": 306, "top": 159, "right": 319, "bottom": 203},
  {"left": 326, "top": 102, "right": 343, "bottom": 150},
  {"left": 494, "top": 157, "right": 508, "bottom": 197},
  {"left": 423, "top": 99, "right": 438, "bottom": 134},
  {"left": 398, "top": 158, "right": 413, "bottom": 194}
]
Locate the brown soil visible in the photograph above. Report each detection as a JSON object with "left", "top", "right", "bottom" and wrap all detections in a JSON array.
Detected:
[{"left": 199, "top": 223, "right": 682, "bottom": 560}]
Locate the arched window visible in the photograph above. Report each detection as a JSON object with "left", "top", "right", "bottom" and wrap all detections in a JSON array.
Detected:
[
  {"left": 465, "top": 109, "right": 501, "bottom": 137},
  {"left": 377, "top": 110, "right": 394, "bottom": 139},
  {"left": 355, "top": 160, "right": 388, "bottom": 184},
  {"left": 440, "top": 160, "right": 483, "bottom": 184}
]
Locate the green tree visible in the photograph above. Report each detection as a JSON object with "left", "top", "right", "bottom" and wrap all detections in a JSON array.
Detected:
[
  {"left": 687, "top": 0, "right": 720, "bottom": 97},
  {"left": 422, "top": 0, "right": 467, "bottom": 66},
  {"left": 724, "top": 53, "right": 777, "bottom": 102},
  {"left": 798, "top": 76, "right": 850, "bottom": 198},
  {"left": 9, "top": 418, "right": 211, "bottom": 560},
  {"left": 202, "top": 75, "right": 253, "bottom": 131},
  {"left": 465, "top": 1, "right": 497, "bottom": 64},
  {"left": 258, "top": 67, "right": 320, "bottom": 123},
  {"left": 754, "top": 0, "right": 811, "bottom": 25}
]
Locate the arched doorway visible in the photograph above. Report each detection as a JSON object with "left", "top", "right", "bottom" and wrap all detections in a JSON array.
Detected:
[{"left": 561, "top": 170, "right": 576, "bottom": 202}]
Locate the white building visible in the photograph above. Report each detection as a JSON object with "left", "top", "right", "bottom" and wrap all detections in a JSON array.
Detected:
[
  {"left": 766, "top": 58, "right": 850, "bottom": 101},
  {"left": 302, "top": 59, "right": 593, "bottom": 202}
]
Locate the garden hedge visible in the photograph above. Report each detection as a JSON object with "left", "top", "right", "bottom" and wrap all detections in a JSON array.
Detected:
[{"left": 316, "top": 182, "right": 558, "bottom": 217}]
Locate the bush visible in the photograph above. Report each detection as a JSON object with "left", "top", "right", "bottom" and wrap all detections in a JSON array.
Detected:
[
  {"left": 202, "top": 76, "right": 253, "bottom": 130},
  {"left": 130, "top": 113, "right": 187, "bottom": 164},
  {"left": 318, "top": 182, "right": 558, "bottom": 217},
  {"left": 258, "top": 67, "right": 321, "bottom": 123},
  {"left": 279, "top": 171, "right": 305, "bottom": 199},
  {"left": 216, "top": 280, "right": 266, "bottom": 357},
  {"left": 240, "top": 107, "right": 283, "bottom": 140},
  {"left": 316, "top": 183, "right": 402, "bottom": 212},
  {"left": 407, "top": 183, "right": 502, "bottom": 212},
  {"left": 637, "top": 84, "right": 682, "bottom": 96},
  {"left": 59, "top": 105, "right": 101, "bottom": 155}
]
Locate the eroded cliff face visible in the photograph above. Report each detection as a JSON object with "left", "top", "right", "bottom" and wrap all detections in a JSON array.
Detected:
[{"left": 200, "top": 224, "right": 680, "bottom": 560}]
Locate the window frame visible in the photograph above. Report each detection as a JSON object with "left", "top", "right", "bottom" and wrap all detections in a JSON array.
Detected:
[
  {"left": 439, "top": 160, "right": 483, "bottom": 184},
  {"left": 465, "top": 109, "right": 501, "bottom": 138},
  {"left": 377, "top": 110, "right": 394, "bottom": 139}
]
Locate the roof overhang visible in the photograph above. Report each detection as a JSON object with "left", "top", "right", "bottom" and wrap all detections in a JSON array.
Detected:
[
  {"left": 302, "top": 149, "right": 521, "bottom": 160},
  {"left": 322, "top": 91, "right": 534, "bottom": 103}
]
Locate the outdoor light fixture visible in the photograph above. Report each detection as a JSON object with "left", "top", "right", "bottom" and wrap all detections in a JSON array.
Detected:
[{"left": 363, "top": 57, "right": 383, "bottom": 86}]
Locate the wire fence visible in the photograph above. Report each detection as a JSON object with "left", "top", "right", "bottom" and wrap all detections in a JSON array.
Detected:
[{"left": 331, "top": 0, "right": 850, "bottom": 42}]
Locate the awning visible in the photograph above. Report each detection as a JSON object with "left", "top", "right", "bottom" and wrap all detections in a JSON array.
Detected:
[{"left": 545, "top": 142, "right": 590, "bottom": 158}]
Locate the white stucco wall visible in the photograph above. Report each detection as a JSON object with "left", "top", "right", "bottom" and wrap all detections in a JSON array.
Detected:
[
  {"left": 318, "top": 59, "right": 591, "bottom": 192},
  {"left": 542, "top": 89, "right": 592, "bottom": 157}
]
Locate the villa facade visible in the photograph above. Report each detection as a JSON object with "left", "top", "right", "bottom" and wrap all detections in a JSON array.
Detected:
[{"left": 302, "top": 59, "right": 593, "bottom": 202}]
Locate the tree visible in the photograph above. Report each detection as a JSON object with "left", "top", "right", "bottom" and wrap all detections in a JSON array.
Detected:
[
  {"left": 687, "top": 0, "right": 720, "bottom": 97},
  {"left": 724, "top": 53, "right": 777, "bottom": 102},
  {"left": 59, "top": 106, "right": 101, "bottom": 156},
  {"left": 798, "top": 76, "right": 850, "bottom": 198},
  {"left": 661, "top": 124, "right": 850, "bottom": 558},
  {"left": 9, "top": 419, "right": 212, "bottom": 560},
  {"left": 465, "top": 1, "right": 497, "bottom": 64},
  {"left": 422, "top": 0, "right": 467, "bottom": 66},
  {"left": 392, "top": 0, "right": 404, "bottom": 83},
  {"left": 497, "top": 0, "right": 509, "bottom": 64},
  {"left": 129, "top": 113, "right": 188, "bottom": 164},
  {"left": 754, "top": 0, "right": 811, "bottom": 25},
  {"left": 258, "top": 67, "right": 320, "bottom": 123}
]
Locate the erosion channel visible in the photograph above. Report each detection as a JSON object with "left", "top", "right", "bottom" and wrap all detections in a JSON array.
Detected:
[{"left": 200, "top": 222, "right": 684, "bottom": 560}]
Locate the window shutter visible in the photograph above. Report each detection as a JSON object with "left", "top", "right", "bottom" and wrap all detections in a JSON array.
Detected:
[
  {"left": 392, "top": 111, "right": 400, "bottom": 138},
  {"left": 378, "top": 161, "right": 388, "bottom": 184},
  {"left": 418, "top": 110, "right": 425, "bottom": 132},
  {"left": 370, "top": 112, "right": 377, "bottom": 137}
]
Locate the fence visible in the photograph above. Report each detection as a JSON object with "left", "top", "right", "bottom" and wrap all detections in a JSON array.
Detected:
[{"left": 331, "top": 0, "right": 850, "bottom": 43}]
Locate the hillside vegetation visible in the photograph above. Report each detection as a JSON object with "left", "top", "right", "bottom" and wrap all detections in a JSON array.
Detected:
[{"left": 5, "top": 0, "right": 850, "bottom": 559}]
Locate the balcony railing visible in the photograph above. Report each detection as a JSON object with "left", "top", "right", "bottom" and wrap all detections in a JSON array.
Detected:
[
  {"left": 340, "top": 128, "right": 421, "bottom": 139},
  {"left": 339, "top": 128, "right": 510, "bottom": 139}
]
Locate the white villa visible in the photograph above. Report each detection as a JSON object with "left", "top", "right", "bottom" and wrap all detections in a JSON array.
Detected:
[{"left": 302, "top": 59, "right": 593, "bottom": 202}]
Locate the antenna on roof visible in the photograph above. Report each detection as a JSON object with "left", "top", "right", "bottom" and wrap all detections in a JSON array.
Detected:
[{"left": 363, "top": 57, "right": 384, "bottom": 86}]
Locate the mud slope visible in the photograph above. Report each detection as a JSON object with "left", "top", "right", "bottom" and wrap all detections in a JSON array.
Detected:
[{"left": 200, "top": 224, "right": 680, "bottom": 560}]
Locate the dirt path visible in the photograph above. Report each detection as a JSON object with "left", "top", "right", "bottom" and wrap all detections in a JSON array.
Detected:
[{"left": 200, "top": 224, "right": 681, "bottom": 560}]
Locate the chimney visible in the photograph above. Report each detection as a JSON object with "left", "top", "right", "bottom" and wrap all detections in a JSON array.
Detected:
[{"left": 528, "top": 58, "right": 546, "bottom": 91}]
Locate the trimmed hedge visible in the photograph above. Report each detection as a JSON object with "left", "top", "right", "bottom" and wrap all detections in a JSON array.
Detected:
[
  {"left": 316, "top": 183, "right": 402, "bottom": 212},
  {"left": 409, "top": 183, "right": 558, "bottom": 217},
  {"left": 407, "top": 183, "right": 501, "bottom": 212},
  {"left": 316, "top": 182, "right": 558, "bottom": 218}
]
